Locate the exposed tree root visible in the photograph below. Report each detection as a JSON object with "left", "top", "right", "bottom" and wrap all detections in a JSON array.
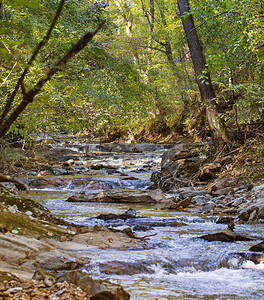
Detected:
[{"left": 0, "top": 174, "right": 29, "bottom": 190}]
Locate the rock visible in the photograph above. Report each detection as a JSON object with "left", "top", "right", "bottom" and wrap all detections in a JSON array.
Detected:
[
  {"left": 90, "top": 188, "right": 167, "bottom": 204},
  {"left": 52, "top": 168, "right": 68, "bottom": 175},
  {"left": 133, "top": 225, "right": 152, "bottom": 231},
  {"left": 57, "top": 270, "right": 130, "bottom": 299},
  {"left": 238, "top": 204, "right": 259, "bottom": 221},
  {"left": 199, "top": 232, "right": 236, "bottom": 242},
  {"left": 200, "top": 203, "right": 215, "bottom": 213},
  {"left": 192, "top": 195, "right": 212, "bottom": 205},
  {"left": 30, "top": 250, "right": 86, "bottom": 271},
  {"left": 208, "top": 177, "right": 237, "bottom": 193},
  {"left": 232, "top": 197, "right": 247, "bottom": 207},
  {"left": 96, "top": 209, "right": 137, "bottom": 221},
  {"left": 199, "top": 163, "right": 221, "bottom": 180},
  {"left": 0, "top": 224, "right": 8, "bottom": 233},
  {"left": 150, "top": 139, "right": 206, "bottom": 191},
  {"left": 199, "top": 232, "right": 256, "bottom": 242},
  {"left": 256, "top": 200, "right": 264, "bottom": 219},
  {"left": 217, "top": 187, "right": 234, "bottom": 195},
  {"left": 216, "top": 216, "right": 234, "bottom": 224},
  {"left": 32, "top": 269, "right": 56, "bottom": 282},
  {"left": 97, "top": 260, "right": 153, "bottom": 275},
  {"left": 123, "top": 208, "right": 136, "bottom": 217},
  {"left": 167, "top": 197, "right": 192, "bottom": 209},
  {"left": 67, "top": 194, "right": 97, "bottom": 202},
  {"left": 178, "top": 190, "right": 211, "bottom": 200},
  {"left": 248, "top": 209, "right": 258, "bottom": 223},
  {"left": 249, "top": 242, "right": 264, "bottom": 252},
  {"left": 64, "top": 159, "right": 75, "bottom": 167}
]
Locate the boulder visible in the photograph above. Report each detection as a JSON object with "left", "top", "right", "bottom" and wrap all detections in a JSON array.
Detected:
[
  {"left": 249, "top": 242, "right": 264, "bottom": 252},
  {"left": 96, "top": 208, "right": 137, "bottom": 221},
  {"left": 167, "top": 197, "right": 192, "bottom": 210},
  {"left": 57, "top": 270, "right": 130, "bottom": 299},
  {"left": 199, "top": 232, "right": 255, "bottom": 242},
  {"left": 86, "top": 188, "right": 167, "bottom": 204}
]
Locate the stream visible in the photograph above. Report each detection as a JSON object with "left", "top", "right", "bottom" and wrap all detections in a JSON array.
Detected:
[{"left": 26, "top": 141, "right": 264, "bottom": 299}]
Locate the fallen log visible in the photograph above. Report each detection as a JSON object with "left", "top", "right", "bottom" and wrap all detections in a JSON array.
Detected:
[{"left": 0, "top": 174, "right": 29, "bottom": 190}]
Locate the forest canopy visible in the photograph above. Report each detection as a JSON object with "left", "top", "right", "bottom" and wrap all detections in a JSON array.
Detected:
[{"left": 0, "top": 0, "right": 264, "bottom": 146}]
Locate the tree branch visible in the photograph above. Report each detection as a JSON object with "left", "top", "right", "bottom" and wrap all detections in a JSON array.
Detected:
[
  {"left": 0, "top": 0, "right": 66, "bottom": 128},
  {"left": 0, "top": 22, "right": 105, "bottom": 138}
]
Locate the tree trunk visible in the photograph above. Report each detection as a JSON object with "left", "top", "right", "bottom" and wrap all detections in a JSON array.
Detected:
[
  {"left": 177, "top": 0, "right": 228, "bottom": 150},
  {"left": 0, "top": 24, "right": 104, "bottom": 138}
]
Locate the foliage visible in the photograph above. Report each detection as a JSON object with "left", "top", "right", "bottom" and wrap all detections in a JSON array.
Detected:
[{"left": 0, "top": 0, "right": 264, "bottom": 142}]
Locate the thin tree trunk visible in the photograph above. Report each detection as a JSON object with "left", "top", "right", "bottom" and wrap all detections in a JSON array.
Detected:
[
  {"left": 0, "top": 0, "right": 66, "bottom": 129},
  {"left": 115, "top": 0, "right": 140, "bottom": 66},
  {"left": 177, "top": 0, "right": 228, "bottom": 150},
  {"left": 0, "top": 23, "right": 104, "bottom": 138}
]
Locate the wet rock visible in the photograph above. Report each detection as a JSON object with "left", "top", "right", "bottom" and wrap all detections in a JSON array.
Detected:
[
  {"left": 133, "top": 225, "right": 152, "bottom": 231},
  {"left": 96, "top": 209, "right": 137, "bottom": 221},
  {"left": 52, "top": 168, "right": 68, "bottom": 175},
  {"left": 192, "top": 195, "right": 212, "bottom": 205},
  {"left": 57, "top": 270, "right": 130, "bottom": 299},
  {"left": 216, "top": 216, "right": 234, "bottom": 224},
  {"left": 199, "top": 232, "right": 256, "bottom": 242},
  {"left": 90, "top": 188, "right": 167, "bottom": 204},
  {"left": 249, "top": 242, "right": 264, "bottom": 252},
  {"left": 219, "top": 252, "right": 264, "bottom": 269},
  {"left": 123, "top": 208, "right": 136, "bottom": 217},
  {"left": 200, "top": 203, "right": 216, "bottom": 214},
  {"left": 97, "top": 260, "right": 154, "bottom": 275},
  {"left": 67, "top": 194, "right": 97, "bottom": 202}
]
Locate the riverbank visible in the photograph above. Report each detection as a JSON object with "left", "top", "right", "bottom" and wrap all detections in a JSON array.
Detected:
[
  {"left": 0, "top": 186, "right": 138, "bottom": 299},
  {"left": 1, "top": 137, "right": 264, "bottom": 298}
]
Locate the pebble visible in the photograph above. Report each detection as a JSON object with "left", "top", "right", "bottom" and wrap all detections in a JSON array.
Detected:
[{"left": 0, "top": 278, "right": 91, "bottom": 299}]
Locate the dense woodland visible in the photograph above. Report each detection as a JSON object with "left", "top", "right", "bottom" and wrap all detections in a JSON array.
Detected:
[{"left": 0, "top": 0, "right": 264, "bottom": 150}]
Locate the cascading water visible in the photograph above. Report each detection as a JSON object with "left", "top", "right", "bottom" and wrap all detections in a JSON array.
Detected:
[{"left": 26, "top": 141, "right": 264, "bottom": 299}]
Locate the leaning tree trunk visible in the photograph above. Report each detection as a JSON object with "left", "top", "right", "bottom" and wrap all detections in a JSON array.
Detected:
[
  {"left": 177, "top": 0, "right": 228, "bottom": 151},
  {"left": 0, "top": 0, "right": 104, "bottom": 139}
]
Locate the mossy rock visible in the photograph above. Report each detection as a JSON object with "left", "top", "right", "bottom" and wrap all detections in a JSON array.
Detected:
[
  {"left": 0, "top": 186, "right": 70, "bottom": 225},
  {"left": 0, "top": 186, "right": 76, "bottom": 238}
]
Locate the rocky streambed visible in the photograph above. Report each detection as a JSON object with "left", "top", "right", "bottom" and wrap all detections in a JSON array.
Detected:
[{"left": 1, "top": 139, "right": 264, "bottom": 299}]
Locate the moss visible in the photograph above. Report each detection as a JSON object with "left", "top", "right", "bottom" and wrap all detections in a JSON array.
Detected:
[
  {"left": 0, "top": 186, "right": 72, "bottom": 226},
  {"left": 0, "top": 186, "right": 77, "bottom": 239}
]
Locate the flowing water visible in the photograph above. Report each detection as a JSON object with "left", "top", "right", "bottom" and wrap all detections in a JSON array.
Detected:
[{"left": 26, "top": 142, "right": 264, "bottom": 299}]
